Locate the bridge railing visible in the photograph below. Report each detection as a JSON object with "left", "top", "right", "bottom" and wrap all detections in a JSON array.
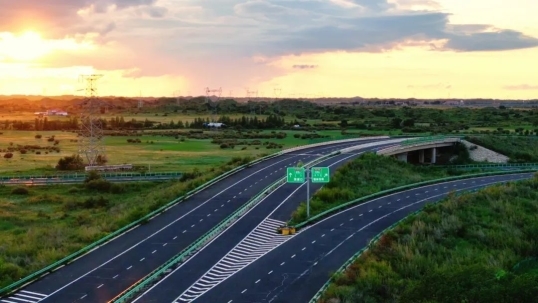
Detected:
[
  {"left": 377, "top": 136, "right": 461, "bottom": 156},
  {"left": 0, "top": 136, "right": 380, "bottom": 297}
]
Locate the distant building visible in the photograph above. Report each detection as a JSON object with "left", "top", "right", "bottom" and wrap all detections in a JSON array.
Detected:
[
  {"left": 46, "top": 109, "right": 69, "bottom": 116},
  {"left": 204, "top": 122, "right": 225, "bottom": 128}
]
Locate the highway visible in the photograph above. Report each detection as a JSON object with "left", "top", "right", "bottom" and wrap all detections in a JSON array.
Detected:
[
  {"left": 129, "top": 142, "right": 400, "bottom": 303},
  {"left": 135, "top": 172, "right": 533, "bottom": 303},
  {"left": 0, "top": 139, "right": 386, "bottom": 303}
]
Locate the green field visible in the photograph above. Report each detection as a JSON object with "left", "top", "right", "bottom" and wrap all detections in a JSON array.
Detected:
[
  {"left": 0, "top": 129, "right": 355, "bottom": 176},
  {"left": 321, "top": 176, "right": 538, "bottom": 303}
]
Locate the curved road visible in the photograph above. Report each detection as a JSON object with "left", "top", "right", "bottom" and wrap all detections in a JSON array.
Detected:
[
  {"left": 135, "top": 172, "right": 533, "bottom": 303},
  {"left": 129, "top": 141, "right": 402, "bottom": 303},
  {"left": 0, "top": 139, "right": 385, "bottom": 303}
]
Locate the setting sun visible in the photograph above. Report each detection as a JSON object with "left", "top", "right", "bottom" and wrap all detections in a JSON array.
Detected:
[{"left": 0, "top": 31, "right": 94, "bottom": 62}]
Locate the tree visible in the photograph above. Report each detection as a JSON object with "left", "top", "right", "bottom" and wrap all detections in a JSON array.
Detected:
[{"left": 96, "top": 154, "right": 108, "bottom": 165}]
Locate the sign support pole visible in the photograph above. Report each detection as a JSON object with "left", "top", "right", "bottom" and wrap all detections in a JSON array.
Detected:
[{"left": 306, "top": 169, "right": 310, "bottom": 218}]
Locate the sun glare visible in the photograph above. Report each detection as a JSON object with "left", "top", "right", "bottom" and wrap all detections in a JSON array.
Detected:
[{"left": 0, "top": 31, "right": 94, "bottom": 61}]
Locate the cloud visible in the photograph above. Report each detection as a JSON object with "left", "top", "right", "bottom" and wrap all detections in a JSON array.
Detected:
[
  {"left": 504, "top": 84, "right": 538, "bottom": 90},
  {"left": 292, "top": 64, "right": 318, "bottom": 69}
]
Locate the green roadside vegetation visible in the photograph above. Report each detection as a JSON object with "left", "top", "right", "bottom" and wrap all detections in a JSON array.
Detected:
[
  {"left": 0, "top": 156, "right": 253, "bottom": 288},
  {"left": 289, "top": 151, "right": 472, "bottom": 224},
  {"left": 466, "top": 135, "right": 538, "bottom": 162},
  {"left": 320, "top": 175, "right": 538, "bottom": 303}
]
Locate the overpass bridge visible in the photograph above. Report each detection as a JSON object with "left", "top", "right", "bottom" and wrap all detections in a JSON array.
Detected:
[{"left": 377, "top": 136, "right": 462, "bottom": 164}]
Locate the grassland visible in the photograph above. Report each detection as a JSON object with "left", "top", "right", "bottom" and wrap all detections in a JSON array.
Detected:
[
  {"left": 0, "top": 129, "right": 354, "bottom": 176},
  {"left": 0, "top": 156, "right": 251, "bottom": 289},
  {"left": 289, "top": 153, "right": 472, "bottom": 224},
  {"left": 321, "top": 175, "right": 538, "bottom": 303}
]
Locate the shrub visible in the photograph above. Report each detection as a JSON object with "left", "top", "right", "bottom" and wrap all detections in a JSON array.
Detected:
[
  {"left": 85, "top": 179, "right": 112, "bottom": 192},
  {"left": 35, "top": 134, "right": 42, "bottom": 139},
  {"left": 11, "top": 187, "right": 29, "bottom": 195},
  {"left": 56, "top": 154, "right": 85, "bottom": 171},
  {"left": 81, "top": 196, "right": 110, "bottom": 209},
  {"left": 220, "top": 143, "right": 229, "bottom": 149},
  {"left": 4, "top": 152, "right": 13, "bottom": 159}
]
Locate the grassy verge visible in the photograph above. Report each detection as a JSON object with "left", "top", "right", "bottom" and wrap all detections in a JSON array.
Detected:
[
  {"left": 466, "top": 135, "right": 538, "bottom": 162},
  {"left": 0, "top": 156, "right": 253, "bottom": 289},
  {"left": 289, "top": 153, "right": 465, "bottom": 224},
  {"left": 321, "top": 175, "right": 538, "bottom": 303}
]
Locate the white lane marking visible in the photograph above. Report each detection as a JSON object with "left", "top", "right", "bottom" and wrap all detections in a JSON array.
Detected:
[
  {"left": 152, "top": 250, "right": 157, "bottom": 254},
  {"left": 38, "top": 152, "right": 307, "bottom": 299},
  {"left": 280, "top": 262, "right": 285, "bottom": 266},
  {"left": 97, "top": 284, "right": 103, "bottom": 289},
  {"left": 183, "top": 230, "right": 187, "bottom": 233},
  {"left": 291, "top": 254, "right": 296, "bottom": 258},
  {"left": 140, "top": 258, "right": 145, "bottom": 261},
  {"left": 268, "top": 270, "right": 273, "bottom": 274},
  {"left": 173, "top": 218, "right": 293, "bottom": 302},
  {"left": 312, "top": 240, "right": 316, "bottom": 244},
  {"left": 241, "top": 289, "right": 247, "bottom": 294},
  {"left": 255, "top": 279, "right": 261, "bottom": 283},
  {"left": 130, "top": 143, "right": 400, "bottom": 302},
  {"left": 163, "top": 243, "right": 167, "bottom": 247},
  {"left": 127, "top": 266, "right": 132, "bottom": 270},
  {"left": 81, "top": 294, "right": 87, "bottom": 299},
  {"left": 302, "top": 247, "right": 306, "bottom": 251},
  {"left": 132, "top": 182, "right": 293, "bottom": 303},
  {"left": 113, "top": 274, "right": 119, "bottom": 279},
  {"left": 173, "top": 236, "right": 178, "bottom": 240},
  {"left": 324, "top": 181, "right": 516, "bottom": 258},
  {"left": 1, "top": 291, "right": 48, "bottom": 303}
]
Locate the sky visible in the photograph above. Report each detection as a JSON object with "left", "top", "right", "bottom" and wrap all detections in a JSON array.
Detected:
[{"left": 0, "top": 0, "right": 537, "bottom": 99}]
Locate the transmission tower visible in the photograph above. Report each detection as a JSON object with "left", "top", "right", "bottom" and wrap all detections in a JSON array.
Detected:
[
  {"left": 273, "top": 87, "right": 282, "bottom": 113},
  {"left": 246, "top": 89, "right": 258, "bottom": 115},
  {"left": 205, "top": 87, "right": 222, "bottom": 122},
  {"left": 137, "top": 90, "right": 143, "bottom": 109},
  {"left": 174, "top": 90, "right": 181, "bottom": 106},
  {"left": 78, "top": 74, "right": 105, "bottom": 167}
]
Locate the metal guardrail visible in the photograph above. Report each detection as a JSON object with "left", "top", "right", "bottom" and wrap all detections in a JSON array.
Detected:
[
  {"left": 0, "top": 137, "right": 371, "bottom": 297},
  {"left": 111, "top": 151, "right": 343, "bottom": 303},
  {"left": 439, "top": 163, "right": 538, "bottom": 170},
  {"left": 307, "top": 172, "right": 531, "bottom": 302},
  {"left": 0, "top": 172, "right": 183, "bottom": 184},
  {"left": 292, "top": 169, "right": 538, "bottom": 230}
]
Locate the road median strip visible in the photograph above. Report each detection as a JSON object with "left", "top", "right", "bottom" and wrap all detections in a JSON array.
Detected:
[
  {"left": 109, "top": 150, "right": 344, "bottom": 303},
  {"left": 0, "top": 137, "right": 379, "bottom": 298}
]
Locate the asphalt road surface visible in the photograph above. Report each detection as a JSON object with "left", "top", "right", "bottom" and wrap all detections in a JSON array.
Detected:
[
  {"left": 137, "top": 172, "right": 533, "bottom": 303},
  {"left": 0, "top": 139, "right": 386, "bottom": 303},
  {"left": 130, "top": 143, "right": 399, "bottom": 303}
]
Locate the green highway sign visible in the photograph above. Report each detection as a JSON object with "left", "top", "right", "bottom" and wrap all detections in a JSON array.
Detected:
[
  {"left": 311, "top": 167, "right": 330, "bottom": 183},
  {"left": 287, "top": 167, "right": 305, "bottom": 183}
]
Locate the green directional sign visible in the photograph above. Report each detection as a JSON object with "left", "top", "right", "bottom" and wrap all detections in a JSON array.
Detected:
[
  {"left": 287, "top": 167, "right": 305, "bottom": 183},
  {"left": 311, "top": 167, "right": 330, "bottom": 183}
]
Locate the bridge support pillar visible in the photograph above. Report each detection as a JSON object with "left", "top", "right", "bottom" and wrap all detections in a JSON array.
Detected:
[
  {"left": 396, "top": 152, "right": 408, "bottom": 163},
  {"left": 431, "top": 147, "right": 437, "bottom": 164},
  {"left": 419, "top": 150, "right": 425, "bottom": 163}
]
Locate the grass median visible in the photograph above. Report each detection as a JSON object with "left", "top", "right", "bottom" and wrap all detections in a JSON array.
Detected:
[
  {"left": 289, "top": 153, "right": 472, "bottom": 224},
  {"left": 320, "top": 174, "right": 538, "bottom": 303}
]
